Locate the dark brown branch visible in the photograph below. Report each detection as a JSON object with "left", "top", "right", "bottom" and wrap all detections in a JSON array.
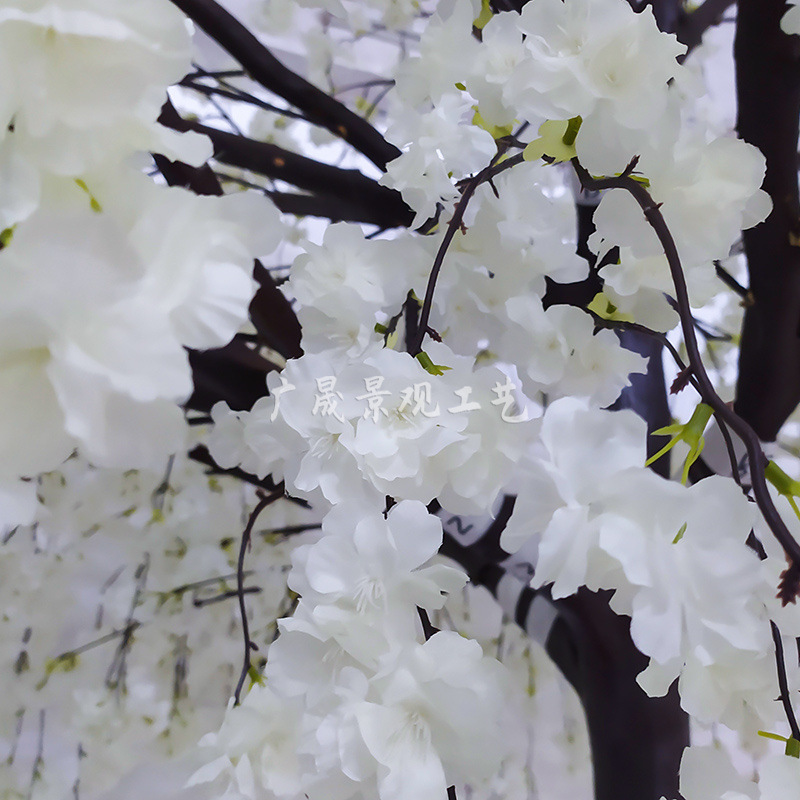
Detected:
[
  {"left": 152, "top": 153, "right": 224, "bottom": 196},
  {"left": 590, "top": 314, "right": 702, "bottom": 395},
  {"left": 572, "top": 158, "right": 800, "bottom": 575},
  {"left": 167, "top": 0, "right": 400, "bottom": 169},
  {"left": 714, "top": 260, "right": 751, "bottom": 301},
  {"left": 159, "top": 100, "right": 412, "bottom": 229},
  {"left": 266, "top": 189, "right": 410, "bottom": 227},
  {"left": 770, "top": 621, "right": 800, "bottom": 740},
  {"left": 417, "top": 607, "right": 438, "bottom": 640}
]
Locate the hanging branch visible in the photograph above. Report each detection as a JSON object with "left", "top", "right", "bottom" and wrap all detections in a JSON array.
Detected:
[
  {"left": 167, "top": 0, "right": 401, "bottom": 170},
  {"left": 572, "top": 157, "right": 800, "bottom": 576},
  {"left": 234, "top": 487, "right": 285, "bottom": 705}
]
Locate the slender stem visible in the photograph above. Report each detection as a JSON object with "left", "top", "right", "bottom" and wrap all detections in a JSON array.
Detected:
[
  {"left": 714, "top": 260, "right": 751, "bottom": 301},
  {"left": 410, "top": 153, "right": 524, "bottom": 355},
  {"left": 234, "top": 488, "right": 284, "bottom": 705},
  {"left": 180, "top": 80, "right": 311, "bottom": 121},
  {"left": 193, "top": 586, "right": 261, "bottom": 608},
  {"left": 572, "top": 158, "right": 800, "bottom": 572},
  {"left": 589, "top": 313, "right": 702, "bottom": 395},
  {"left": 771, "top": 621, "right": 800, "bottom": 739}
]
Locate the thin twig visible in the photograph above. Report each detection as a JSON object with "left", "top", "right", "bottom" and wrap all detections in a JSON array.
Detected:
[
  {"left": 714, "top": 260, "right": 751, "bottom": 301},
  {"left": 180, "top": 79, "right": 311, "bottom": 122},
  {"left": 105, "top": 556, "right": 149, "bottom": 694},
  {"left": 234, "top": 487, "right": 284, "bottom": 705},
  {"left": 410, "top": 152, "right": 522, "bottom": 355},
  {"left": 770, "top": 621, "right": 800, "bottom": 739},
  {"left": 27, "top": 710, "right": 45, "bottom": 800},
  {"left": 193, "top": 586, "right": 261, "bottom": 607},
  {"left": 589, "top": 313, "right": 702, "bottom": 395}
]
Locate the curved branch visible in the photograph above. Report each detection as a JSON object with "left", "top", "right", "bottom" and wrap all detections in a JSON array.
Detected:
[
  {"left": 234, "top": 488, "right": 284, "bottom": 705},
  {"left": 572, "top": 158, "right": 800, "bottom": 574},
  {"left": 410, "top": 153, "right": 524, "bottom": 355}
]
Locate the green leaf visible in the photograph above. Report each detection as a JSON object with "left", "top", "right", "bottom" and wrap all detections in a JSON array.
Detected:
[
  {"left": 765, "top": 460, "right": 800, "bottom": 523},
  {"left": 646, "top": 402, "right": 713, "bottom": 484},
  {"left": 248, "top": 664, "right": 265, "bottom": 687},
  {"left": 758, "top": 730, "right": 789, "bottom": 743},
  {"left": 473, "top": 0, "right": 493, "bottom": 29},
  {"left": 672, "top": 522, "right": 687, "bottom": 544},
  {"left": 416, "top": 351, "right": 451, "bottom": 376},
  {"left": 472, "top": 108, "right": 515, "bottom": 140},
  {"left": 587, "top": 291, "right": 634, "bottom": 322},
  {"left": 523, "top": 117, "right": 582, "bottom": 163}
]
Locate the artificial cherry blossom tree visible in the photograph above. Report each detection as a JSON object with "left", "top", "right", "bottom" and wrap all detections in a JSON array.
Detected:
[{"left": 1, "top": 1, "right": 800, "bottom": 800}]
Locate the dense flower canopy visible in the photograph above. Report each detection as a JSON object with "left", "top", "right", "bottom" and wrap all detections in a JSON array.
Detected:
[{"left": 1, "top": 1, "right": 800, "bottom": 799}]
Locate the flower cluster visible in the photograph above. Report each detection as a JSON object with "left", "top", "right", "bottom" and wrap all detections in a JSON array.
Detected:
[
  {"left": 210, "top": 342, "right": 534, "bottom": 514},
  {"left": 0, "top": 0, "right": 283, "bottom": 528},
  {"left": 192, "top": 501, "right": 512, "bottom": 800},
  {"left": 2, "top": 0, "right": 800, "bottom": 798}
]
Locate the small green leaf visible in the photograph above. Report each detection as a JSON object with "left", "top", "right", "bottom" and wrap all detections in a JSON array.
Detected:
[
  {"left": 416, "top": 351, "right": 451, "bottom": 376},
  {"left": 587, "top": 291, "right": 634, "bottom": 322},
  {"left": 766, "top": 461, "right": 800, "bottom": 523},
  {"left": 787, "top": 737, "right": 800, "bottom": 758},
  {"left": 473, "top": 0, "right": 493, "bottom": 29},
  {"left": 562, "top": 115, "right": 582, "bottom": 147},
  {"left": 472, "top": 108, "right": 515, "bottom": 140},
  {"left": 37, "top": 652, "right": 80, "bottom": 690},
  {"left": 758, "top": 730, "right": 789, "bottom": 743},
  {"left": 646, "top": 402, "right": 713, "bottom": 485},
  {"left": 523, "top": 117, "right": 582, "bottom": 163},
  {"left": 0, "top": 226, "right": 15, "bottom": 248},
  {"left": 248, "top": 664, "right": 265, "bottom": 687},
  {"left": 672, "top": 522, "right": 688, "bottom": 544}
]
